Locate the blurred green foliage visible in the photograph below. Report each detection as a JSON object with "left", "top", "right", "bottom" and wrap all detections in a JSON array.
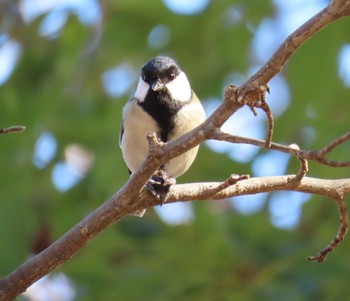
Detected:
[{"left": 1, "top": 0, "right": 350, "bottom": 300}]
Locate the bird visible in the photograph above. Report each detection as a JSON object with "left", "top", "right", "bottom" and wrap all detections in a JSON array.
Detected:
[{"left": 119, "top": 56, "right": 206, "bottom": 216}]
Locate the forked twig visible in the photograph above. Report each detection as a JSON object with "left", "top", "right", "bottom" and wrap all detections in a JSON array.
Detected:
[
  {"left": 1, "top": 1, "right": 350, "bottom": 299},
  {"left": 302, "top": 131, "right": 350, "bottom": 167},
  {"left": 307, "top": 193, "right": 349, "bottom": 262},
  {"left": 206, "top": 174, "right": 250, "bottom": 198},
  {"left": 318, "top": 131, "right": 350, "bottom": 156},
  {"left": 209, "top": 129, "right": 350, "bottom": 167}
]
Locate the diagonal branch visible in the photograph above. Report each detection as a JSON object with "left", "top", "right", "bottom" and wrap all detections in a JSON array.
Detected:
[
  {"left": 305, "top": 131, "right": 350, "bottom": 166},
  {"left": 318, "top": 131, "right": 350, "bottom": 156},
  {"left": 241, "top": 0, "right": 350, "bottom": 89},
  {"left": 1, "top": 1, "right": 350, "bottom": 300}
]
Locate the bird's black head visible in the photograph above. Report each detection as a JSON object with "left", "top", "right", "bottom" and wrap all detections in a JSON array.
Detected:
[
  {"left": 134, "top": 55, "right": 192, "bottom": 103},
  {"left": 134, "top": 56, "right": 193, "bottom": 141},
  {"left": 141, "top": 56, "right": 181, "bottom": 88}
]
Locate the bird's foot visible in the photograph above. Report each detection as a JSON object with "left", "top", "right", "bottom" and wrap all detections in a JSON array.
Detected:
[{"left": 144, "top": 170, "right": 176, "bottom": 205}]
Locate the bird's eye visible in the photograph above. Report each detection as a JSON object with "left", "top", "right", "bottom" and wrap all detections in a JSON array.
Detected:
[
  {"left": 168, "top": 73, "right": 175, "bottom": 81},
  {"left": 142, "top": 74, "right": 154, "bottom": 83}
]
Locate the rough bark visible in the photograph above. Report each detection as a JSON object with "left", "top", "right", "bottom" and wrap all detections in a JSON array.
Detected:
[{"left": 1, "top": 0, "right": 350, "bottom": 300}]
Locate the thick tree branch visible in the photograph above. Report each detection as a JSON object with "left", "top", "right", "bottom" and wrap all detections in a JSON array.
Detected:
[
  {"left": 158, "top": 177, "right": 350, "bottom": 205},
  {"left": 1, "top": 0, "right": 350, "bottom": 300},
  {"left": 1, "top": 176, "right": 350, "bottom": 300},
  {"left": 242, "top": 0, "right": 350, "bottom": 88}
]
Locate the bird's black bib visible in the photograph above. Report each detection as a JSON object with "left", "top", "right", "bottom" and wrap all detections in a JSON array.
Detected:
[{"left": 138, "top": 90, "right": 191, "bottom": 142}]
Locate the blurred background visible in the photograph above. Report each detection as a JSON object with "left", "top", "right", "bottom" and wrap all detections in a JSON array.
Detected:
[{"left": 1, "top": 0, "right": 350, "bottom": 300}]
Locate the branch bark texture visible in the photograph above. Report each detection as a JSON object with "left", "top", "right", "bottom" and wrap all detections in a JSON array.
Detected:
[{"left": 1, "top": 0, "right": 350, "bottom": 300}]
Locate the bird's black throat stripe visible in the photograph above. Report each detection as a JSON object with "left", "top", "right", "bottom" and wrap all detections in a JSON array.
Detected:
[{"left": 138, "top": 90, "right": 192, "bottom": 142}]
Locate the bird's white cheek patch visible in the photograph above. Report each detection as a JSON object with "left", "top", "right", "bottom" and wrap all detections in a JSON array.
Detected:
[
  {"left": 165, "top": 71, "right": 192, "bottom": 102},
  {"left": 134, "top": 77, "right": 149, "bottom": 102}
]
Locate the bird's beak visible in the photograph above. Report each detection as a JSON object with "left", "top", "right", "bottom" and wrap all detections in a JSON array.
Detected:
[{"left": 151, "top": 79, "right": 165, "bottom": 92}]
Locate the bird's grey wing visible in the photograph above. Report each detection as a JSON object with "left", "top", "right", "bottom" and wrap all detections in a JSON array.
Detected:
[
  {"left": 119, "top": 119, "right": 124, "bottom": 149},
  {"left": 119, "top": 119, "right": 132, "bottom": 175},
  {"left": 120, "top": 111, "right": 145, "bottom": 216},
  {"left": 119, "top": 97, "right": 138, "bottom": 148}
]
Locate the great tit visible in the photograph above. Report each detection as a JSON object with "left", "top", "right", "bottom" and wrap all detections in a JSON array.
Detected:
[{"left": 119, "top": 56, "right": 206, "bottom": 216}]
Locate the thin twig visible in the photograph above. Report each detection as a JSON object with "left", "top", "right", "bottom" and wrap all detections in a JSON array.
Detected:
[
  {"left": 209, "top": 130, "right": 350, "bottom": 167},
  {"left": 0, "top": 1, "right": 350, "bottom": 299},
  {"left": 318, "top": 131, "right": 350, "bottom": 156},
  {"left": 245, "top": 85, "right": 274, "bottom": 148},
  {"left": 206, "top": 174, "right": 250, "bottom": 198},
  {"left": 0, "top": 126, "right": 26, "bottom": 135},
  {"left": 307, "top": 193, "right": 348, "bottom": 262},
  {"left": 260, "top": 99, "right": 274, "bottom": 149}
]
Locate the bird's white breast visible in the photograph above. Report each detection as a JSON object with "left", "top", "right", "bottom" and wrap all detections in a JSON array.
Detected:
[
  {"left": 121, "top": 98, "right": 205, "bottom": 177},
  {"left": 121, "top": 99, "right": 159, "bottom": 173},
  {"left": 163, "top": 99, "right": 206, "bottom": 177}
]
